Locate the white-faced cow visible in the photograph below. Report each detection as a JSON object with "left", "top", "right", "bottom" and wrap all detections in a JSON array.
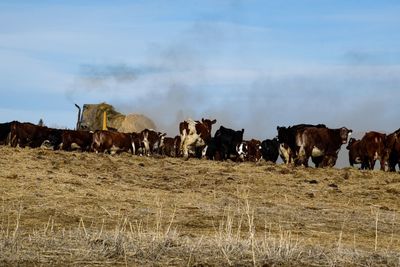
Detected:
[
  {"left": 295, "top": 126, "right": 352, "bottom": 167},
  {"left": 179, "top": 118, "right": 216, "bottom": 159},
  {"left": 237, "top": 139, "right": 262, "bottom": 162}
]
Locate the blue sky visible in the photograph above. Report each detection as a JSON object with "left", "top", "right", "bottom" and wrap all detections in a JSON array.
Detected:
[{"left": 1, "top": 0, "right": 399, "bottom": 142}]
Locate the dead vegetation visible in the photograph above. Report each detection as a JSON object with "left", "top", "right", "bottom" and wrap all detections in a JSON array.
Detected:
[{"left": 0, "top": 146, "right": 400, "bottom": 266}]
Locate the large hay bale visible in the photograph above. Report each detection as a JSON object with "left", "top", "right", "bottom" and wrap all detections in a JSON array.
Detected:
[
  {"left": 119, "top": 114, "right": 157, "bottom": 133},
  {"left": 80, "top": 103, "right": 156, "bottom": 132}
]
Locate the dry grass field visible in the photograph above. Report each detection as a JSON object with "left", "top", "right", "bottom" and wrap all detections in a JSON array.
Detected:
[{"left": 1, "top": 146, "right": 400, "bottom": 266}]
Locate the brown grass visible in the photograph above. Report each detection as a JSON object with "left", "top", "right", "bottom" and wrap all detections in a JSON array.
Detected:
[{"left": 1, "top": 146, "right": 400, "bottom": 266}]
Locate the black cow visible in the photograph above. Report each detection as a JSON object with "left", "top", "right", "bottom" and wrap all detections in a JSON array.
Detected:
[
  {"left": 261, "top": 138, "right": 280, "bottom": 163},
  {"left": 0, "top": 121, "right": 14, "bottom": 145},
  {"left": 213, "top": 126, "right": 244, "bottom": 161},
  {"left": 203, "top": 137, "right": 220, "bottom": 160}
]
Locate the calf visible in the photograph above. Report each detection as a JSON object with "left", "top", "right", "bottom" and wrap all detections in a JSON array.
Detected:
[
  {"left": 237, "top": 139, "right": 262, "bottom": 162},
  {"left": 260, "top": 138, "right": 280, "bottom": 163}
]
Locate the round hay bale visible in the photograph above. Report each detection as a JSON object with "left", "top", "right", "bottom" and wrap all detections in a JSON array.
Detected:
[
  {"left": 81, "top": 103, "right": 125, "bottom": 131},
  {"left": 118, "top": 114, "right": 157, "bottom": 133}
]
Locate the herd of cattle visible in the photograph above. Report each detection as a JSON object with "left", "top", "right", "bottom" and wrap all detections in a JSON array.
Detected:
[{"left": 0, "top": 119, "right": 399, "bottom": 171}]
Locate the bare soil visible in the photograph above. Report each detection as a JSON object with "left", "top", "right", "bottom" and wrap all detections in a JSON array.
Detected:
[{"left": 1, "top": 146, "right": 400, "bottom": 266}]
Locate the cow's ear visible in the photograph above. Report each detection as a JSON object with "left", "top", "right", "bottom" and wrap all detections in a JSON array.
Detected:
[
  {"left": 211, "top": 119, "right": 217, "bottom": 124},
  {"left": 201, "top": 118, "right": 205, "bottom": 123},
  {"left": 242, "top": 129, "right": 244, "bottom": 133}
]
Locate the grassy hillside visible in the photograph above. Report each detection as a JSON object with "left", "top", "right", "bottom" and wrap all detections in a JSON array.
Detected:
[{"left": 0, "top": 146, "right": 399, "bottom": 266}]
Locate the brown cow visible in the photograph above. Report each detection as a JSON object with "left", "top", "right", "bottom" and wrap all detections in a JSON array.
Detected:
[
  {"left": 179, "top": 118, "right": 216, "bottom": 159},
  {"left": 386, "top": 129, "right": 400, "bottom": 172},
  {"left": 91, "top": 130, "right": 134, "bottom": 154},
  {"left": 277, "top": 124, "right": 326, "bottom": 164},
  {"left": 61, "top": 130, "right": 93, "bottom": 152},
  {"left": 358, "top": 131, "right": 388, "bottom": 171},
  {"left": 346, "top": 137, "right": 365, "bottom": 168},
  {"left": 295, "top": 127, "right": 352, "bottom": 167},
  {"left": 10, "top": 122, "right": 63, "bottom": 149}
]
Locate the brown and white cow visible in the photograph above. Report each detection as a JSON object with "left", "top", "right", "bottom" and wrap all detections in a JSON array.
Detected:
[
  {"left": 277, "top": 124, "right": 326, "bottom": 164},
  {"left": 295, "top": 127, "right": 352, "bottom": 167},
  {"left": 91, "top": 130, "right": 134, "bottom": 154},
  {"left": 237, "top": 139, "right": 262, "bottom": 162},
  {"left": 140, "top": 129, "right": 166, "bottom": 156},
  {"left": 61, "top": 130, "right": 93, "bottom": 152},
  {"left": 179, "top": 118, "right": 216, "bottom": 159}
]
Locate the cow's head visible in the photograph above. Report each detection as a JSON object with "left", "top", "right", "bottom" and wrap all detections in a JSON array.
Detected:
[
  {"left": 340, "top": 127, "right": 352, "bottom": 144},
  {"left": 276, "top": 126, "right": 288, "bottom": 143},
  {"left": 201, "top": 118, "right": 217, "bottom": 132},
  {"left": 233, "top": 129, "right": 245, "bottom": 144},
  {"left": 236, "top": 141, "right": 248, "bottom": 161},
  {"left": 346, "top": 137, "right": 358, "bottom": 150}
]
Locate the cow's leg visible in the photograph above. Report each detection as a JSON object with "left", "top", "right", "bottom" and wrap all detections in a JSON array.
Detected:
[
  {"left": 296, "top": 145, "right": 308, "bottom": 166},
  {"left": 379, "top": 159, "right": 386, "bottom": 171},
  {"left": 131, "top": 141, "right": 136, "bottom": 155},
  {"left": 312, "top": 156, "right": 323, "bottom": 168}
]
